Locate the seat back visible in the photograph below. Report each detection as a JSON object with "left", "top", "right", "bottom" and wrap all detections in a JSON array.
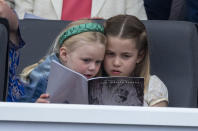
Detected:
[
  {"left": 0, "top": 18, "right": 9, "bottom": 101},
  {"left": 143, "top": 20, "right": 198, "bottom": 107}
]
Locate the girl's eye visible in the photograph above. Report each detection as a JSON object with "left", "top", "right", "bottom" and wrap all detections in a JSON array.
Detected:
[
  {"left": 82, "top": 58, "right": 91, "bottom": 63},
  {"left": 106, "top": 51, "right": 114, "bottom": 57},
  {"left": 122, "top": 54, "right": 132, "bottom": 59}
]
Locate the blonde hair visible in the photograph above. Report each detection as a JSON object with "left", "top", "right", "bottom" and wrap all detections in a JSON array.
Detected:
[
  {"left": 21, "top": 19, "right": 106, "bottom": 82},
  {"left": 104, "top": 15, "right": 150, "bottom": 93}
]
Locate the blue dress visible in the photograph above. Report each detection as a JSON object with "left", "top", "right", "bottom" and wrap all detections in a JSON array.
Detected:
[{"left": 18, "top": 54, "right": 60, "bottom": 102}]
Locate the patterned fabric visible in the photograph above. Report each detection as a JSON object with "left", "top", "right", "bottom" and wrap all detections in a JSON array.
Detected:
[
  {"left": 6, "top": 31, "right": 25, "bottom": 102},
  {"left": 144, "top": 75, "right": 169, "bottom": 106},
  {"left": 18, "top": 54, "right": 60, "bottom": 102}
]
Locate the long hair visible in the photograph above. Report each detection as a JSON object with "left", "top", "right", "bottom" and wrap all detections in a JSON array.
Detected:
[{"left": 104, "top": 15, "right": 150, "bottom": 92}]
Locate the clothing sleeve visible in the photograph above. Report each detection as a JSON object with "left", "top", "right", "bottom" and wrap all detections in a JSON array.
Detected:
[
  {"left": 18, "top": 57, "right": 52, "bottom": 103},
  {"left": 9, "top": 8, "right": 25, "bottom": 50},
  {"left": 7, "top": 24, "right": 25, "bottom": 102},
  {"left": 15, "top": 0, "right": 34, "bottom": 19},
  {"left": 145, "top": 75, "right": 168, "bottom": 106},
  {"left": 18, "top": 69, "right": 48, "bottom": 102},
  {"left": 126, "top": 0, "right": 148, "bottom": 20}
]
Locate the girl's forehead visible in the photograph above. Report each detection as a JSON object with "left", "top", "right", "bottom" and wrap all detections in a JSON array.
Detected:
[
  {"left": 67, "top": 40, "right": 92, "bottom": 51},
  {"left": 107, "top": 36, "right": 137, "bottom": 49},
  {"left": 69, "top": 43, "right": 105, "bottom": 60},
  {"left": 108, "top": 36, "right": 136, "bottom": 44}
]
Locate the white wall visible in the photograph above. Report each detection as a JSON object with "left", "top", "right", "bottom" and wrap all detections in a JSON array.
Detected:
[{"left": 0, "top": 102, "right": 198, "bottom": 130}]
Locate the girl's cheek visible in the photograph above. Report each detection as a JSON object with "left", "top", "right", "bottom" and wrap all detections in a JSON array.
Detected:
[{"left": 96, "top": 67, "right": 100, "bottom": 73}]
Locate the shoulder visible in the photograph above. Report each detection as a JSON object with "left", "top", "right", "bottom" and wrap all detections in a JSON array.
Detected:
[
  {"left": 149, "top": 75, "right": 166, "bottom": 87},
  {"left": 148, "top": 75, "right": 168, "bottom": 94},
  {"left": 26, "top": 54, "right": 59, "bottom": 83},
  {"left": 20, "top": 54, "right": 60, "bottom": 101},
  {"left": 144, "top": 75, "right": 168, "bottom": 106}
]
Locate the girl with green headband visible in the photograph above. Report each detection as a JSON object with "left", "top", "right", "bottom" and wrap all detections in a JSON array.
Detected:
[{"left": 18, "top": 19, "right": 106, "bottom": 103}]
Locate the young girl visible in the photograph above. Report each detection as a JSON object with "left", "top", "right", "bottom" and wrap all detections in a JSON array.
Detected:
[
  {"left": 103, "top": 15, "right": 168, "bottom": 107},
  {"left": 18, "top": 19, "right": 106, "bottom": 102}
]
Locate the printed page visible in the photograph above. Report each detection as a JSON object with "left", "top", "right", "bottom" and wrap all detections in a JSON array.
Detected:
[
  {"left": 88, "top": 77, "right": 144, "bottom": 106},
  {"left": 46, "top": 60, "right": 88, "bottom": 104}
]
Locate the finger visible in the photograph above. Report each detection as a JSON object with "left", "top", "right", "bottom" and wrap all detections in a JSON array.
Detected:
[
  {"left": 40, "top": 93, "right": 49, "bottom": 98},
  {"left": 36, "top": 98, "right": 49, "bottom": 103}
]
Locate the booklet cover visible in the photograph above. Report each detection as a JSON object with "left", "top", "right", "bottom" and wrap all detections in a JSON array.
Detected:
[{"left": 46, "top": 60, "right": 144, "bottom": 106}]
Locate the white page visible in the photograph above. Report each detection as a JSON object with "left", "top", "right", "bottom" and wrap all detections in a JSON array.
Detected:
[
  {"left": 88, "top": 77, "right": 144, "bottom": 106},
  {"left": 46, "top": 60, "right": 88, "bottom": 104},
  {"left": 47, "top": 61, "right": 144, "bottom": 106}
]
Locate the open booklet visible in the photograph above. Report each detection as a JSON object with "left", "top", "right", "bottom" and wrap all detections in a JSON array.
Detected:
[{"left": 46, "top": 60, "right": 144, "bottom": 106}]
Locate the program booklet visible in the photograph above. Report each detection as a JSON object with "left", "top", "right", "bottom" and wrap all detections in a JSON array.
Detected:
[{"left": 46, "top": 60, "right": 144, "bottom": 106}]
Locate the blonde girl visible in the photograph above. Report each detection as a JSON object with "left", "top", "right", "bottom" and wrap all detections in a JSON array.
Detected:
[
  {"left": 19, "top": 19, "right": 106, "bottom": 102},
  {"left": 103, "top": 15, "right": 168, "bottom": 106}
]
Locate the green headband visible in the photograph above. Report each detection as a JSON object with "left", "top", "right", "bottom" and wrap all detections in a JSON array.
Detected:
[{"left": 59, "top": 23, "right": 104, "bottom": 46}]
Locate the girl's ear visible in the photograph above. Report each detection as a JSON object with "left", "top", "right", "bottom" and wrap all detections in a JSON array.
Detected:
[
  {"left": 59, "top": 46, "right": 68, "bottom": 63},
  {"left": 136, "top": 50, "right": 145, "bottom": 64}
]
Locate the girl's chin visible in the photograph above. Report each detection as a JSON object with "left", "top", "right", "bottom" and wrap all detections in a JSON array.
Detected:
[
  {"left": 109, "top": 73, "right": 129, "bottom": 77},
  {"left": 85, "top": 76, "right": 93, "bottom": 79},
  {"left": 109, "top": 73, "right": 122, "bottom": 76}
]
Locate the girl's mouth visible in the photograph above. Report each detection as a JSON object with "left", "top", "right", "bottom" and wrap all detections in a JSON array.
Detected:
[
  {"left": 84, "top": 74, "right": 93, "bottom": 79},
  {"left": 111, "top": 70, "right": 121, "bottom": 75}
]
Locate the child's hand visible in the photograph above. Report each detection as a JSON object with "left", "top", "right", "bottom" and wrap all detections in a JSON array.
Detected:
[{"left": 36, "top": 93, "right": 50, "bottom": 103}]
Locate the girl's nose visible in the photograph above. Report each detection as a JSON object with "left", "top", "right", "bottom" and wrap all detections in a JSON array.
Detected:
[
  {"left": 113, "top": 57, "right": 122, "bottom": 67},
  {"left": 88, "top": 63, "right": 96, "bottom": 71}
]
